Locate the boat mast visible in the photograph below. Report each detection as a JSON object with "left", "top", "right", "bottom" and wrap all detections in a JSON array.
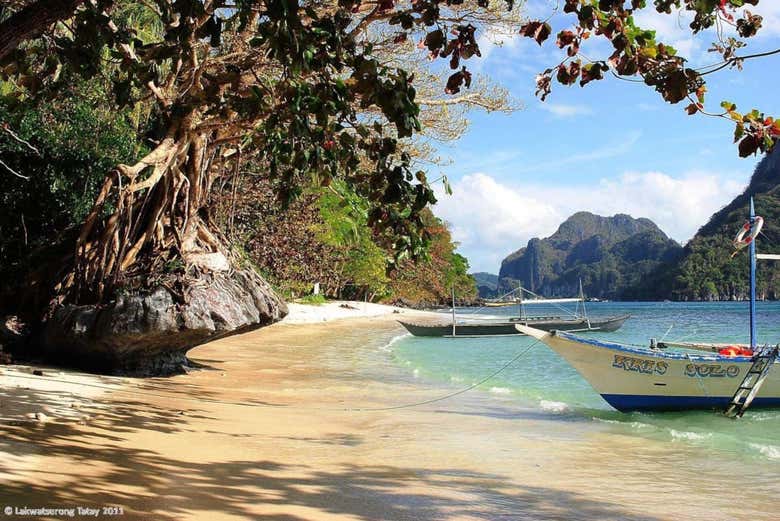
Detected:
[
  {"left": 579, "top": 278, "right": 590, "bottom": 327},
  {"left": 451, "top": 284, "right": 456, "bottom": 337},
  {"left": 518, "top": 285, "right": 525, "bottom": 320},
  {"left": 749, "top": 197, "right": 757, "bottom": 350}
]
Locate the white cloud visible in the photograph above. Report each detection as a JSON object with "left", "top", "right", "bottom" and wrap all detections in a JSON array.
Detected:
[
  {"left": 434, "top": 171, "right": 745, "bottom": 273},
  {"left": 433, "top": 173, "right": 562, "bottom": 271},
  {"left": 539, "top": 103, "right": 594, "bottom": 118},
  {"left": 633, "top": 3, "right": 780, "bottom": 65}
]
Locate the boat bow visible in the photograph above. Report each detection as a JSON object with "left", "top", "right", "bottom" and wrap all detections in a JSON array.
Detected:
[{"left": 514, "top": 324, "right": 780, "bottom": 412}]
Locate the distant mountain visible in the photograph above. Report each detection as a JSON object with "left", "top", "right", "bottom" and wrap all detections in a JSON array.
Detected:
[
  {"left": 471, "top": 272, "right": 499, "bottom": 298},
  {"left": 498, "top": 212, "right": 683, "bottom": 299},
  {"left": 630, "top": 147, "right": 780, "bottom": 301}
]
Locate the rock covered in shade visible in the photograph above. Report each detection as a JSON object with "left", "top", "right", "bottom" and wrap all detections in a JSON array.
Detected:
[{"left": 41, "top": 268, "right": 287, "bottom": 375}]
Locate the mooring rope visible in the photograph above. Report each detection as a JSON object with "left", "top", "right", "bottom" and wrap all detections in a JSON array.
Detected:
[
  {"left": 0, "top": 339, "right": 542, "bottom": 420},
  {"left": 343, "top": 338, "right": 541, "bottom": 412}
]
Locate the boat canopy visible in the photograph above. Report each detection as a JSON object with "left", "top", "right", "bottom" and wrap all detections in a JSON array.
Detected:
[{"left": 519, "top": 298, "right": 581, "bottom": 304}]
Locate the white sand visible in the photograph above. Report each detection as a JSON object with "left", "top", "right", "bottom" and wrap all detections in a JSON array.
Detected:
[
  {"left": 283, "top": 300, "right": 440, "bottom": 324},
  {"left": 0, "top": 301, "right": 431, "bottom": 423},
  {"left": 0, "top": 364, "right": 121, "bottom": 423}
]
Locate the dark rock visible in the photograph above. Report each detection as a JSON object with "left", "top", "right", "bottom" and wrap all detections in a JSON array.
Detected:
[
  {"left": 41, "top": 268, "right": 287, "bottom": 375},
  {"left": 32, "top": 369, "right": 43, "bottom": 376}
]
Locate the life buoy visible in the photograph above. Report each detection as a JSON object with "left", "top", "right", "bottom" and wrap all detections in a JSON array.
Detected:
[{"left": 733, "top": 216, "right": 764, "bottom": 250}]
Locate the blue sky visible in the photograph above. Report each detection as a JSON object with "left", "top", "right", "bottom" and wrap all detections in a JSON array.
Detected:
[{"left": 429, "top": 2, "right": 780, "bottom": 273}]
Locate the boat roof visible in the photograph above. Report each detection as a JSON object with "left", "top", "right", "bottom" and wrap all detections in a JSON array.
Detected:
[{"left": 554, "top": 331, "right": 756, "bottom": 362}]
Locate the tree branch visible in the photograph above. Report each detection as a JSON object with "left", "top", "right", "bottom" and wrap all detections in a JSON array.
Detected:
[
  {"left": 1, "top": 122, "right": 40, "bottom": 155},
  {"left": 0, "top": 0, "right": 86, "bottom": 62},
  {"left": 417, "top": 92, "right": 501, "bottom": 111},
  {"left": 0, "top": 158, "right": 29, "bottom": 180}
]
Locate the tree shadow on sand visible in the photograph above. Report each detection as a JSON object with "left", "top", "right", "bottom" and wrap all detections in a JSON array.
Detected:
[{"left": 0, "top": 418, "right": 665, "bottom": 521}]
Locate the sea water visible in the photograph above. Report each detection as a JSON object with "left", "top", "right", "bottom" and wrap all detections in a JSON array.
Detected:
[{"left": 390, "top": 301, "right": 780, "bottom": 462}]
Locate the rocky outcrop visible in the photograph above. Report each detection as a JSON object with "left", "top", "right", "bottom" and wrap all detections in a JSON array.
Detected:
[
  {"left": 40, "top": 268, "right": 287, "bottom": 375},
  {"left": 471, "top": 272, "right": 499, "bottom": 298},
  {"left": 498, "top": 212, "right": 682, "bottom": 299},
  {"left": 634, "top": 146, "right": 780, "bottom": 300}
]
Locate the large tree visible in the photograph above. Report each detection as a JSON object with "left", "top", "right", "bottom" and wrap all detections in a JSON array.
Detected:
[
  {"left": 0, "top": 0, "right": 522, "bottom": 315},
  {"left": 1, "top": 0, "right": 776, "bottom": 318}
]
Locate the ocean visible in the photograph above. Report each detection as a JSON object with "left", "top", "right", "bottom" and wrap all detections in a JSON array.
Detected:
[{"left": 389, "top": 301, "right": 780, "bottom": 462}]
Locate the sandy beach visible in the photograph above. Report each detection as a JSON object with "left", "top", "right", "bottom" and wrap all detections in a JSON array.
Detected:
[{"left": 1, "top": 303, "right": 778, "bottom": 520}]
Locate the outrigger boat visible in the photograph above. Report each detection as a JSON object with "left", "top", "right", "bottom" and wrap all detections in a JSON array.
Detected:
[
  {"left": 399, "top": 282, "right": 630, "bottom": 337},
  {"left": 518, "top": 199, "right": 779, "bottom": 416}
]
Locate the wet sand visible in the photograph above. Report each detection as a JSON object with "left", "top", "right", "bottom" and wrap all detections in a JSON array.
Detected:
[{"left": 1, "top": 314, "right": 778, "bottom": 520}]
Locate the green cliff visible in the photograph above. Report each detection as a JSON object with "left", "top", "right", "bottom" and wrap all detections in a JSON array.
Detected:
[
  {"left": 471, "top": 272, "right": 499, "bottom": 298},
  {"left": 498, "top": 212, "right": 683, "bottom": 299},
  {"left": 633, "top": 148, "right": 780, "bottom": 301}
]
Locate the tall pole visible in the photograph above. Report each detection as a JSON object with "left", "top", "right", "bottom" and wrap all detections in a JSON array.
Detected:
[
  {"left": 451, "top": 284, "right": 456, "bottom": 337},
  {"left": 518, "top": 284, "right": 524, "bottom": 320},
  {"left": 749, "top": 197, "right": 757, "bottom": 350},
  {"left": 579, "top": 278, "right": 589, "bottom": 326}
]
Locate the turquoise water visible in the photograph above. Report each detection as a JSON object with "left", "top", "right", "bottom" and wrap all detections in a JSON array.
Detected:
[{"left": 391, "top": 302, "right": 780, "bottom": 461}]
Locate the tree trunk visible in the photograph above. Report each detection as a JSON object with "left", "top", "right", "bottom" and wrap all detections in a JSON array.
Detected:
[
  {"left": 39, "top": 118, "right": 289, "bottom": 374},
  {"left": 55, "top": 117, "right": 231, "bottom": 307},
  {"left": 0, "top": 0, "right": 86, "bottom": 62}
]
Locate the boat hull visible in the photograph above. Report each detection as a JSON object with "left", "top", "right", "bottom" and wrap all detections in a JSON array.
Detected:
[
  {"left": 398, "top": 314, "right": 629, "bottom": 337},
  {"left": 516, "top": 326, "right": 780, "bottom": 412}
]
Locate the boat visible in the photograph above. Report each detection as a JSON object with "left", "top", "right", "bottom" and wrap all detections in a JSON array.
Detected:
[
  {"left": 518, "top": 199, "right": 779, "bottom": 414},
  {"left": 399, "top": 282, "right": 630, "bottom": 337},
  {"left": 483, "top": 300, "right": 520, "bottom": 308},
  {"left": 399, "top": 314, "right": 630, "bottom": 337}
]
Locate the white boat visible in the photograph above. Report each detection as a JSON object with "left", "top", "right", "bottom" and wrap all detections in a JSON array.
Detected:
[
  {"left": 517, "top": 200, "right": 779, "bottom": 414},
  {"left": 517, "top": 325, "right": 780, "bottom": 412}
]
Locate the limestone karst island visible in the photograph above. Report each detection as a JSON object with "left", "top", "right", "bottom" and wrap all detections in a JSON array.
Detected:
[{"left": 1, "top": 1, "right": 779, "bottom": 520}]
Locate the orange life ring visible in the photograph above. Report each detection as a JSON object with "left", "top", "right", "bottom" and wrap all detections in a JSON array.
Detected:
[{"left": 733, "top": 216, "right": 764, "bottom": 250}]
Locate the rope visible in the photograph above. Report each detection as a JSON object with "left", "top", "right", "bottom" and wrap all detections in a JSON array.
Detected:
[
  {"left": 685, "top": 353, "right": 711, "bottom": 400},
  {"left": 758, "top": 230, "right": 776, "bottom": 248},
  {"left": 344, "top": 339, "right": 541, "bottom": 411},
  {"left": 0, "top": 340, "right": 542, "bottom": 418}
]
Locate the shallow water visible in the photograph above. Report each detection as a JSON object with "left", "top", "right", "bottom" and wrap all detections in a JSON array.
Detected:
[{"left": 391, "top": 301, "right": 780, "bottom": 462}]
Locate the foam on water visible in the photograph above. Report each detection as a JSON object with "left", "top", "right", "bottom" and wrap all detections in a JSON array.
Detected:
[
  {"left": 668, "top": 429, "right": 712, "bottom": 442},
  {"left": 390, "top": 301, "right": 780, "bottom": 461},
  {"left": 539, "top": 400, "right": 570, "bottom": 413},
  {"left": 379, "top": 332, "right": 411, "bottom": 352},
  {"left": 748, "top": 443, "right": 780, "bottom": 460}
]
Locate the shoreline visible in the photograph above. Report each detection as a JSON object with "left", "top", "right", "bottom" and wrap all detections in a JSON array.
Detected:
[{"left": 1, "top": 303, "right": 778, "bottom": 519}]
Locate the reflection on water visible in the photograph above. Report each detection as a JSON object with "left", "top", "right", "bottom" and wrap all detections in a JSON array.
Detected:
[{"left": 390, "top": 302, "right": 780, "bottom": 463}]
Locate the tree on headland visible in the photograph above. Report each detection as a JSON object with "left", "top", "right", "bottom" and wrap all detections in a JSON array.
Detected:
[
  {"left": 1, "top": 0, "right": 517, "bottom": 325},
  {"left": 1, "top": 0, "right": 777, "bottom": 325}
]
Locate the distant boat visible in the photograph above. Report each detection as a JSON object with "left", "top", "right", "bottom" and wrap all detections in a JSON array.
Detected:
[
  {"left": 400, "top": 314, "right": 629, "bottom": 337},
  {"left": 519, "top": 200, "right": 779, "bottom": 416},
  {"left": 483, "top": 300, "right": 519, "bottom": 308},
  {"left": 399, "top": 281, "right": 629, "bottom": 337}
]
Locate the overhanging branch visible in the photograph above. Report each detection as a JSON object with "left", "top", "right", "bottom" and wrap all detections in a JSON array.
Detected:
[{"left": 0, "top": 0, "right": 86, "bottom": 61}]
